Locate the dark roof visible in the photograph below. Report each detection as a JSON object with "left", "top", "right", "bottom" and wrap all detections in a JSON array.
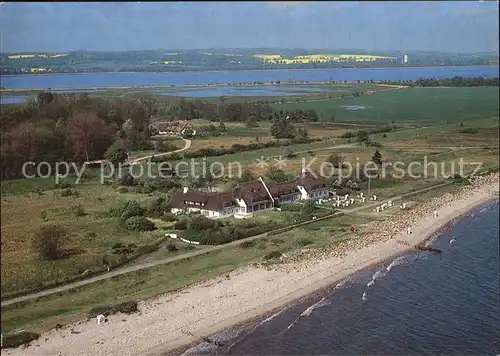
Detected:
[
  {"left": 158, "top": 121, "right": 189, "bottom": 133},
  {"left": 169, "top": 190, "right": 235, "bottom": 211},
  {"left": 267, "top": 180, "right": 300, "bottom": 198},
  {"left": 233, "top": 180, "right": 272, "bottom": 205},
  {"left": 296, "top": 171, "right": 328, "bottom": 193}
]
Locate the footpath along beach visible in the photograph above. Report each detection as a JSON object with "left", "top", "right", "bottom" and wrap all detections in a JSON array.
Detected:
[{"left": 4, "top": 174, "right": 499, "bottom": 356}]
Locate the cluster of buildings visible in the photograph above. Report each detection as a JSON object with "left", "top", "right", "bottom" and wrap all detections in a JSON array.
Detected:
[
  {"left": 169, "top": 170, "right": 330, "bottom": 219},
  {"left": 157, "top": 120, "right": 196, "bottom": 136}
]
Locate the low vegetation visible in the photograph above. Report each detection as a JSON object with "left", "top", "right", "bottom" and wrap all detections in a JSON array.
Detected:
[{"left": 88, "top": 300, "right": 138, "bottom": 318}]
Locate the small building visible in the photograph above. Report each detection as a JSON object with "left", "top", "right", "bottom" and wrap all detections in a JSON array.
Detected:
[
  {"left": 157, "top": 120, "right": 195, "bottom": 136},
  {"left": 268, "top": 180, "right": 301, "bottom": 205},
  {"left": 169, "top": 188, "right": 236, "bottom": 218},
  {"left": 232, "top": 178, "right": 274, "bottom": 216},
  {"left": 296, "top": 170, "right": 329, "bottom": 200},
  {"left": 168, "top": 170, "right": 330, "bottom": 219}
]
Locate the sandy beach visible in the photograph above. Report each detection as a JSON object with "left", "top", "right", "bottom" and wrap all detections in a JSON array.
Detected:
[{"left": 4, "top": 174, "right": 499, "bottom": 356}]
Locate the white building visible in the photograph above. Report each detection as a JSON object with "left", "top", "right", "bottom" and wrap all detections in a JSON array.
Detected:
[{"left": 169, "top": 171, "right": 330, "bottom": 219}]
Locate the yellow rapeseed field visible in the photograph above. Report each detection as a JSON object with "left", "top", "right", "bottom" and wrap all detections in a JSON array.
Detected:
[
  {"left": 8, "top": 53, "right": 68, "bottom": 60},
  {"left": 252, "top": 53, "right": 396, "bottom": 64}
]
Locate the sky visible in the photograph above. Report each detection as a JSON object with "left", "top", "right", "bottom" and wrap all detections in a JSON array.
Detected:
[{"left": 0, "top": 1, "right": 498, "bottom": 53}]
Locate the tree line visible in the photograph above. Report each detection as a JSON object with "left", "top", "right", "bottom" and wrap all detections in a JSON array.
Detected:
[
  {"left": 382, "top": 76, "right": 499, "bottom": 87},
  {"left": 0, "top": 92, "right": 320, "bottom": 179}
]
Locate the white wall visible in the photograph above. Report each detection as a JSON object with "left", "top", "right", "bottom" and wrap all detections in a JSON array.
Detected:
[
  {"left": 235, "top": 198, "right": 247, "bottom": 214},
  {"left": 297, "top": 185, "right": 309, "bottom": 200}
]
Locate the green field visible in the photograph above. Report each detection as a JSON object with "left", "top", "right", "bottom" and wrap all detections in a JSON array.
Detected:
[{"left": 273, "top": 87, "right": 500, "bottom": 123}]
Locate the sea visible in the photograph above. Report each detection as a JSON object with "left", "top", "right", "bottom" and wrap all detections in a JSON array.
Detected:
[
  {"left": 178, "top": 200, "right": 500, "bottom": 355},
  {"left": 2, "top": 65, "right": 499, "bottom": 90}
]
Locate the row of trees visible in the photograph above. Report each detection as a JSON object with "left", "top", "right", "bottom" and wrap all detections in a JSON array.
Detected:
[
  {"left": 1, "top": 92, "right": 156, "bottom": 178},
  {"left": 382, "top": 76, "right": 499, "bottom": 87},
  {"left": 0, "top": 90, "right": 321, "bottom": 179}
]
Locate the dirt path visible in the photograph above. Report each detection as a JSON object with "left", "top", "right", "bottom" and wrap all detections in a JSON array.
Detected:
[
  {"left": 1, "top": 181, "right": 453, "bottom": 308},
  {"left": 132, "top": 138, "right": 191, "bottom": 164}
]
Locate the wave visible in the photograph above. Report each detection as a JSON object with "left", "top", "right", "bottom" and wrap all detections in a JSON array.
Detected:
[
  {"left": 372, "top": 269, "right": 389, "bottom": 280},
  {"left": 334, "top": 279, "right": 350, "bottom": 289},
  {"left": 366, "top": 280, "right": 375, "bottom": 287},
  {"left": 259, "top": 307, "right": 287, "bottom": 326},
  {"left": 301, "top": 297, "right": 331, "bottom": 317},
  {"left": 386, "top": 253, "right": 424, "bottom": 272},
  {"left": 285, "top": 297, "right": 331, "bottom": 332}
]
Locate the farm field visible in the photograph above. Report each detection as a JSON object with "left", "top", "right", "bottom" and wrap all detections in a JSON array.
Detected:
[
  {"left": 272, "top": 87, "right": 500, "bottom": 123},
  {"left": 253, "top": 54, "right": 396, "bottom": 64}
]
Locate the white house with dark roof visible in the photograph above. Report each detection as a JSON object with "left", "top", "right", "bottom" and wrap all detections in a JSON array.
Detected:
[{"left": 168, "top": 171, "right": 330, "bottom": 219}]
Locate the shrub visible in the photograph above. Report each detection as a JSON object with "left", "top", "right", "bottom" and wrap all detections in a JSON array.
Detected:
[
  {"left": 119, "top": 173, "right": 138, "bottom": 187},
  {"left": 60, "top": 188, "right": 74, "bottom": 197},
  {"left": 162, "top": 212, "right": 177, "bottom": 222},
  {"left": 174, "top": 219, "right": 188, "bottom": 230},
  {"left": 40, "top": 210, "right": 48, "bottom": 221},
  {"left": 31, "top": 224, "right": 66, "bottom": 260},
  {"left": 264, "top": 250, "right": 282, "bottom": 260},
  {"left": 166, "top": 243, "right": 178, "bottom": 252},
  {"left": 297, "top": 238, "right": 313, "bottom": 246},
  {"left": 135, "top": 244, "right": 158, "bottom": 255},
  {"left": 1, "top": 331, "right": 40, "bottom": 349},
  {"left": 190, "top": 215, "right": 217, "bottom": 231},
  {"left": 58, "top": 181, "right": 74, "bottom": 189},
  {"left": 88, "top": 301, "right": 138, "bottom": 318},
  {"left": 125, "top": 216, "right": 156, "bottom": 231},
  {"left": 110, "top": 200, "right": 144, "bottom": 220},
  {"left": 458, "top": 128, "right": 479, "bottom": 134},
  {"left": 71, "top": 204, "right": 85, "bottom": 217},
  {"left": 112, "top": 243, "right": 123, "bottom": 249},
  {"left": 301, "top": 200, "right": 317, "bottom": 215},
  {"left": 239, "top": 240, "right": 256, "bottom": 249},
  {"left": 145, "top": 197, "right": 169, "bottom": 218}
]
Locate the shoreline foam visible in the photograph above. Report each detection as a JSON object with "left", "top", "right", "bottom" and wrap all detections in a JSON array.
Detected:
[{"left": 3, "top": 175, "right": 499, "bottom": 356}]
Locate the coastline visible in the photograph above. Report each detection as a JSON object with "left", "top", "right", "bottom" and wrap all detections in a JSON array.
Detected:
[
  {"left": 162, "top": 183, "right": 499, "bottom": 356},
  {"left": 1, "top": 64, "right": 497, "bottom": 79},
  {"left": 3, "top": 176, "right": 498, "bottom": 356}
]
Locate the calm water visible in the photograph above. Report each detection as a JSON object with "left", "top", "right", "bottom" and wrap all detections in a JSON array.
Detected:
[
  {"left": 180, "top": 200, "right": 500, "bottom": 355},
  {"left": 2, "top": 66, "right": 499, "bottom": 90},
  {"left": 150, "top": 85, "right": 349, "bottom": 97},
  {"left": 0, "top": 96, "right": 27, "bottom": 105}
]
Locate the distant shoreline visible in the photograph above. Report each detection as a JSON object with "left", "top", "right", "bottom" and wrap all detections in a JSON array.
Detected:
[
  {"left": 0, "top": 81, "right": 396, "bottom": 93},
  {"left": 1, "top": 63, "right": 497, "bottom": 79}
]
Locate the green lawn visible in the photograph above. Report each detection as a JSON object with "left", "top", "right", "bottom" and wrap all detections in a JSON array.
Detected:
[
  {"left": 1, "top": 214, "right": 364, "bottom": 334},
  {"left": 272, "top": 87, "right": 500, "bottom": 124},
  {"left": 1, "top": 182, "right": 166, "bottom": 297}
]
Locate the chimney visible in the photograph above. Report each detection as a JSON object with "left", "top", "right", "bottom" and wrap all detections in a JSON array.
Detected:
[{"left": 183, "top": 187, "right": 189, "bottom": 194}]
